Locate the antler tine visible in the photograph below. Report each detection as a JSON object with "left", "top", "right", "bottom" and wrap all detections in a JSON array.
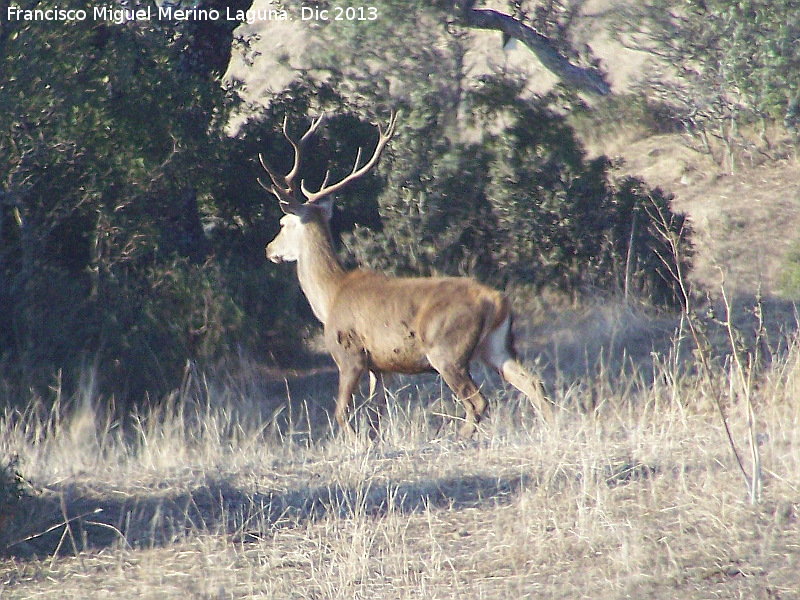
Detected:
[
  {"left": 302, "top": 111, "right": 397, "bottom": 203},
  {"left": 256, "top": 174, "right": 272, "bottom": 193},
  {"left": 349, "top": 146, "right": 364, "bottom": 177},
  {"left": 257, "top": 174, "right": 299, "bottom": 210},
  {"left": 381, "top": 110, "right": 398, "bottom": 139},
  {"left": 284, "top": 113, "right": 325, "bottom": 190},
  {"left": 259, "top": 113, "right": 326, "bottom": 212},
  {"left": 258, "top": 152, "right": 287, "bottom": 189},
  {"left": 301, "top": 113, "right": 325, "bottom": 143}
]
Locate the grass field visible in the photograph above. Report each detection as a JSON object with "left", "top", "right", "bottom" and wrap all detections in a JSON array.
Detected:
[{"left": 2, "top": 307, "right": 799, "bottom": 599}]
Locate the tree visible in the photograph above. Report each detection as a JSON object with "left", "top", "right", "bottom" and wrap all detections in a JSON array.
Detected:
[
  {"left": 451, "top": 0, "right": 609, "bottom": 95},
  {"left": 0, "top": 0, "right": 283, "bottom": 405},
  {"left": 617, "top": 1, "right": 800, "bottom": 169},
  {"left": 236, "top": 1, "right": 692, "bottom": 306}
]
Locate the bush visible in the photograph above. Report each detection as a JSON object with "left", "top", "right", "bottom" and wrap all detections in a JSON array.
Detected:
[
  {"left": 341, "top": 74, "right": 692, "bottom": 307},
  {"left": 0, "top": 456, "right": 30, "bottom": 551},
  {"left": 570, "top": 92, "right": 685, "bottom": 145},
  {"left": 619, "top": 0, "right": 800, "bottom": 162},
  {"left": 779, "top": 240, "right": 800, "bottom": 300},
  {"left": 0, "top": 8, "right": 303, "bottom": 408}
]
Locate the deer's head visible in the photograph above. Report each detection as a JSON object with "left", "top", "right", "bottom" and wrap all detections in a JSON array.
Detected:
[{"left": 261, "top": 113, "right": 397, "bottom": 264}]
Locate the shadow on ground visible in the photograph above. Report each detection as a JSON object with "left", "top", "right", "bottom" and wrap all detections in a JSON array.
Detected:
[
  {"left": 2, "top": 444, "right": 659, "bottom": 560},
  {"left": 3, "top": 295, "right": 793, "bottom": 560},
  {"left": 2, "top": 467, "right": 539, "bottom": 558},
  {"left": 525, "top": 294, "right": 799, "bottom": 390}
]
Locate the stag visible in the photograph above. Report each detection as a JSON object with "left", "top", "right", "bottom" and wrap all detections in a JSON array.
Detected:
[{"left": 261, "top": 113, "right": 553, "bottom": 439}]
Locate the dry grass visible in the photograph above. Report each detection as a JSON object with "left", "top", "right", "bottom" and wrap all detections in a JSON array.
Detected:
[{"left": 1, "top": 318, "right": 800, "bottom": 599}]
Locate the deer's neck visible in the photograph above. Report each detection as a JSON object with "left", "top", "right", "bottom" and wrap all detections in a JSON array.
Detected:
[{"left": 296, "top": 222, "right": 345, "bottom": 325}]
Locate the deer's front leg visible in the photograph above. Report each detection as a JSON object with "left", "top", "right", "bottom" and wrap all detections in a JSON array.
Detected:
[
  {"left": 366, "top": 370, "right": 389, "bottom": 440},
  {"left": 329, "top": 331, "right": 368, "bottom": 441},
  {"left": 334, "top": 361, "right": 365, "bottom": 441}
]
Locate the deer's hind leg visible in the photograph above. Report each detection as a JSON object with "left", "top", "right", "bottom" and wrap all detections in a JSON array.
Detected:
[
  {"left": 427, "top": 352, "right": 488, "bottom": 438},
  {"left": 478, "top": 315, "right": 553, "bottom": 424},
  {"left": 498, "top": 359, "right": 553, "bottom": 423}
]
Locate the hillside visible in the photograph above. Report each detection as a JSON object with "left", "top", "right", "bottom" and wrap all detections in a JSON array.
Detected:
[{"left": 587, "top": 130, "right": 800, "bottom": 297}]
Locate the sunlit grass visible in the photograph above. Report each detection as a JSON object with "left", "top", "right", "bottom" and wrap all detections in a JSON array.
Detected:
[{"left": 1, "top": 322, "right": 799, "bottom": 598}]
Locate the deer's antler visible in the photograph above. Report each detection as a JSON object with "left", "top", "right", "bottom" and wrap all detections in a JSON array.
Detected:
[
  {"left": 301, "top": 112, "right": 397, "bottom": 203},
  {"left": 259, "top": 112, "right": 398, "bottom": 211},
  {"left": 258, "top": 113, "right": 325, "bottom": 211}
]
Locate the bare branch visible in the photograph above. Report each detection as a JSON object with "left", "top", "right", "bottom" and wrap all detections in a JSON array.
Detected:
[{"left": 456, "top": 6, "right": 610, "bottom": 95}]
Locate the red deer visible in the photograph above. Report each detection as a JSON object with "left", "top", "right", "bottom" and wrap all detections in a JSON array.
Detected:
[{"left": 261, "top": 113, "right": 553, "bottom": 439}]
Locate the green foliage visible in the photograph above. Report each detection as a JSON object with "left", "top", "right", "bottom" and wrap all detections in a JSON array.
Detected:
[
  {"left": 0, "top": 455, "right": 29, "bottom": 549},
  {"left": 0, "top": 456, "right": 27, "bottom": 505},
  {"left": 251, "top": 1, "right": 694, "bottom": 306},
  {"left": 0, "top": 0, "right": 695, "bottom": 408},
  {"left": 778, "top": 239, "right": 800, "bottom": 300},
  {"left": 620, "top": 1, "right": 800, "bottom": 140},
  {"left": 570, "top": 92, "right": 684, "bottom": 144},
  {"left": 339, "top": 72, "right": 692, "bottom": 305},
  {"left": 0, "top": 1, "right": 299, "bottom": 406}
]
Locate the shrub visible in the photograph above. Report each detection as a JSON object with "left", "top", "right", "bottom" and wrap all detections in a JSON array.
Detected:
[
  {"left": 779, "top": 240, "right": 800, "bottom": 300},
  {"left": 0, "top": 456, "right": 30, "bottom": 551},
  {"left": 342, "top": 74, "right": 692, "bottom": 307}
]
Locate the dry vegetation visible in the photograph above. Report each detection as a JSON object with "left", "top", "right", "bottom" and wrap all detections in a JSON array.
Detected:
[
  {"left": 4, "top": 2, "right": 800, "bottom": 598},
  {"left": 1, "top": 316, "right": 800, "bottom": 598},
  {"left": 584, "top": 127, "right": 800, "bottom": 298}
]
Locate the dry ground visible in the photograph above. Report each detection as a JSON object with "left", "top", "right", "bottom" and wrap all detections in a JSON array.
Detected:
[{"left": 588, "top": 129, "right": 800, "bottom": 298}]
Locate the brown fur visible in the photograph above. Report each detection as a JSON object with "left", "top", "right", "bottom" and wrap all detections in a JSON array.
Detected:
[
  {"left": 262, "top": 113, "right": 551, "bottom": 438},
  {"left": 268, "top": 204, "right": 553, "bottom": 439}
]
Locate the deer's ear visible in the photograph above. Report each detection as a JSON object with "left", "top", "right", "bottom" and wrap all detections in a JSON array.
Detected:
[
  {"left": 297, "top": 199, "right": 331, "bottom": 224},
  {"left": 302, "top": 198, "right": 333, "bottom": 223}
]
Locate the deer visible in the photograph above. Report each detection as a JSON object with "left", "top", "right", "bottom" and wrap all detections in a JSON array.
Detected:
[{"left": 260, "top": 112, "right": 554, "bottom": 440}]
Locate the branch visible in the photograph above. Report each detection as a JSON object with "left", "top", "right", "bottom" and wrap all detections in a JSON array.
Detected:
[{"left": 457, "top": 6, "right": 610, "bottom": 96}]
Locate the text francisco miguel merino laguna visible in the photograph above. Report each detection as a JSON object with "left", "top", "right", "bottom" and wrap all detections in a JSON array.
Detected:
[{"left": 4, "top": 4, "right": 323, "bottom": 25}]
